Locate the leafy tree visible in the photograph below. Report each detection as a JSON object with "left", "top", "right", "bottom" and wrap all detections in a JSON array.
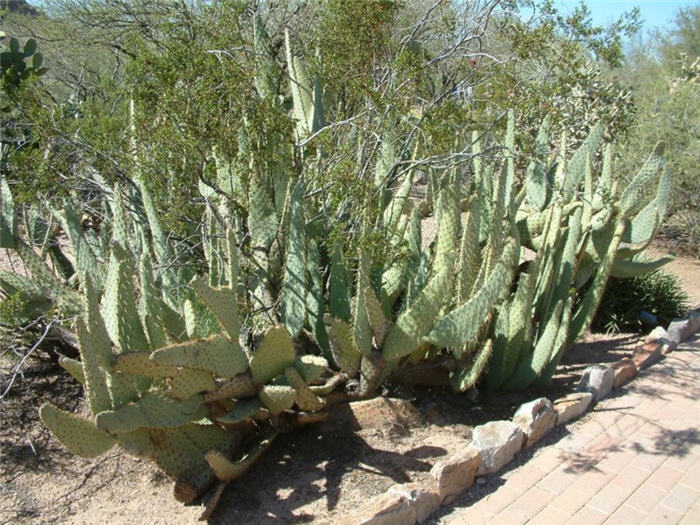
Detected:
[{"left": 616, "top": 6, "right": 700, "bottom": 254}]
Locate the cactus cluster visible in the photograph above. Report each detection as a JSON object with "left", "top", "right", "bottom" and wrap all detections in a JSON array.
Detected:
[{"left": 0, "top": 18, "right": 673, "bottom": 518}]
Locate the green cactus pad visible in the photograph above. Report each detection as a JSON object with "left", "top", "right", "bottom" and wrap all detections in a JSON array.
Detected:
[
  {"left": 457, "top": 197, "right": 481, "bottom": 302},
  {"left": 285, "top": 367, "right": 324, "bottom": 412},
  {"left": 115, "top": 352, "right": 178, "bottom": 378},
  {"left": 57, "top": 200, "right": 104, "bottom": 286},
  {"left": 169, "top": 369, "right": 216, "bottom": 400},
  {"left": 623, "top": 170, "right": 670, "bottom": 245},
  {"left": 434, "top": 183, "right": 460, "bottom": 274},
  {"left": 569, "top": 221, "right": 627, "bottom": 344},
  {"left": 259, "top": 385, "right": 296, "bottom": 414},
  {"left": 329, "top": 243, "right": 352, "bottom": 321},
  {"left": 15, "top": 239, "right": 82, "bottom": 314},
  {"left": 116, "top": 430, "right": 154, "bottom": 456},
  {"left": 383, "top": 266, "right": 452, "bottom": 361},
  {"left": 216, "top": 398, "right": 265, "bottom": 424},
  {"left": 326, "top": 316, "right": 362, "bottom": 373},
  {"left": 563, "top": 122, "right": 604, "bottom": 200},
  {"left": 505, "top": 298, "right": 564, "bottom": 389},
  {"left": 149, "top": 424, "right": 231, "bottom": 501},
  {"left": 95, "top": 392, "right": 206, "bottom": 434},
  {"left": 151, "top": 334, "right": 249, "bottom": 378},
  {"left": 249, "top": 174, "right": 278, "bottom": 252},
  {"left": 138, "top": 251, "right": 168, "bottom": 350},
  {"left": 536, "top": 296, "right": 574, "bottom": 385},
  {"left": 191, "top": 277, "right": 241, "bottom": 342},
  {"left": 364, "top": 287, "right": 391, "bottom": 348},
  {"left": 383, "top": 173, "right": 413, "bottom": 234},
  {"left": 102, "top": 245, "right": 150, "bottom": 353},
  {"left": 204, "top": 451, "right": 242, "bottom": 482},
  {"left": 206, "top": 430, "right": 276, "bottom": 485},
  {"left": 610, "top": 253, "right": 674, "bottom": 279},
  {"left": 282, "top": 182, "right": 307, "bottom": 337},
  {"left": 0, "top": 176, "right": 17, "bottom": 248},
  {"left": 359, "top": 351, "right": 388, "bottom": 397},
  {"left": 427, "top": 237, "right": 518, "bottom": 350},
  {"left": 451, "top": 338, "right": 494, "bottom": 392},
  {"left": 75, "top": 316, "right": 113, "bottom": 414},
  {"left": 516, "top": 211, "right": 548, "bottom": 249},
  {"left": 0, "top": 269, "right": 44, "bottom": 297},
  {"left": 249, "top": 325, "right": 296, "bottom": 384},
  {"left": 58, "top": 357, "right": 85, "bottom": 385},
  {"left": 525, "top": 116, "right": 551, "bottom": 211},
  {"left": 619, "top": 143, "right": 664, "bottom": 216},
  {"left": 40, "top": 403, "right": 116, "bottom": 458},
  {"left": 294, "top": 355, "right": 328, "bottom": 384},
  {"left": 306, "top": 238, "right": 330, "bottom": 353},
  {"left": 204, "top": 373, "right": 258, "bottom": 402},
  {"left": 353, "top": 250, "right": 373, "bottom": 356}
]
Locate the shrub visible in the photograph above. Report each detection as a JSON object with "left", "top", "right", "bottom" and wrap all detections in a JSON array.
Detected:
[{"left": 593, "top": 270, "right": 690, "bottom": 334}]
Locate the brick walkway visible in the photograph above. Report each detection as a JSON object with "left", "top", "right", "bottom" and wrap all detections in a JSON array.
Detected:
[{"left": 434, "top": 337, "right": 700, "bottom": 525}]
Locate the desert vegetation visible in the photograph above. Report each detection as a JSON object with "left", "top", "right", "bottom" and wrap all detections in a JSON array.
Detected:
[{"left": 0, "top": 0, "right": 697, "bottom": 519}]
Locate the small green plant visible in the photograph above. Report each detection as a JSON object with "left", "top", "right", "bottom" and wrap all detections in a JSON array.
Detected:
[{"left": 593, "top": 270, "right": 690, "bottom": 334}]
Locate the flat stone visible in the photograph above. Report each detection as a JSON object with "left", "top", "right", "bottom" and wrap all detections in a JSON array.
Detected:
[
  {"left": 553, "top": 392, "right": 593, "bottom": 425},
  {"left": 577, "top": 364, "right": 614, "bottom": 401},
  {"left": 339, "top": 490, "right": 415, "bottom": 525},
  {"left": 647, "top": 326, "right": 677, "bottom": 353},
  {"left": 612, "top": 358, "right": 638, "bottom": 388},
  {"left": 388, "top": 482, "right": 442, "bottom": 522},
  {"left": 329, "top": 397, "right": 424, "bottom": 430},
  {"left": 430, "top": 448, "right": 481, "bottom": 504},
  {"left": 632, "top": 342, "right": 662, "bottom": 370},
  {"left": 470, "top": 420, "right": 525, "bottom": 475},
  {"left": 512, "top": 397, "right": 556, "bottom": 448}
]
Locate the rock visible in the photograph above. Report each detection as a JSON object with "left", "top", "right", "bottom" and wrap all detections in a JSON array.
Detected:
[
  {"left": 667, "top": 318, "right": 687, "bottom": 344},
  {"left": 553, "top": 392, "right": 593, "bottom": 426},
  {"left": 577, "top": 365, "right": 614, "bottom": 401},
  {"left": 512, "top": 398, "right": 556, "bottom": 448},
  {"left": 647, "top": 326, "right": 677, "bottom": 353},
  {"left": 328, "top": 397, "right": 423, "bottom": 431},
  {"left": 631, "top": 342, "right": 662, "bottom": 370},
  {"left": 612, "top": 358, "right": 638, "bottom": 388},
  {"left": 470, "top": 420, "right": 525, "bottom": 475},
  {"left": 668, "top": 310, "right": 700, "bottom": 343},
  {"left": 430, "top": 448, "right": 481, "bottom": 504},
  {"left": 688, "top": 309, "right": 700, "bottom": 337},
  {"left": 388, "top": 483, "right": 442, "bottom": 522},
  {"left": 339, "top": 490, "right": 415, "bottom": 525}
]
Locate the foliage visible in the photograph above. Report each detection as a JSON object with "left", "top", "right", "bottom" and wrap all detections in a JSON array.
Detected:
[
  {"left": 0, "top": 0, "right": 686, "bottom": 517},
  {"left": 593, "top": 270, "right": 690, "bottom": 334},
  {"left": 615, "top": 6, "right": 700, "bottom": 254}
]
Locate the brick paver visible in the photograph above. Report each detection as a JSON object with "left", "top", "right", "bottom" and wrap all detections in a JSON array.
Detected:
[{"left": 435, "top": 337, "right": 700, "bottom": 524}]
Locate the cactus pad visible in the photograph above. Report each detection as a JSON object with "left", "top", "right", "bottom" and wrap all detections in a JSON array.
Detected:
[
  {"left": 326, "top": 316, "right": 362, "bottom": 373},
  {"left": 191, "top": 277, "right": 240, "bottom": 342},
  {"left": 115, "top": 352, "right": 178, "bottom": 378},
  {"left": 169, "top": 369, "right": 216, "bottom": 400},
  {"left": 294, "top": 355, "right": 329, "bottom": 384},
  {"left": 151, "top": 335, "right": 249, "bottom": 378},
  {"left": 259, "top": 385, "right": 296, "bottom": 414},
  {"left": 95, "top": 393, "right": 206, "bottom": 434},
  {"left": 249, "top": 325, "right": 296, "bottom": 384},
  {"left": 40, "top": 403, "right": 116, "bottom": 458}
]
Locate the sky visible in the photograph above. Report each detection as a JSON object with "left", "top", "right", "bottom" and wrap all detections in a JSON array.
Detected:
[{"left": 553, "top": 1, "right": 699, "bottom": 34}]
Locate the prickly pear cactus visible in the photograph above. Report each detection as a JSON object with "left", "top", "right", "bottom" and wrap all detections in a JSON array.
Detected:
[{"left": 31, "top": 97, "right": 672, "bottom": 519}]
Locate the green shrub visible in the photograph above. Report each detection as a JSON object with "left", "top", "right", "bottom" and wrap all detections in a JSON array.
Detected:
[{"left": 593, "top": 270, "right": 690, "bottom": 334}]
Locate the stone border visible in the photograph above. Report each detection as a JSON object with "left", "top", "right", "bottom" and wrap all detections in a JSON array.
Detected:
[{"left": 340, "top": 308, "right": 700, "bottom": 525}]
